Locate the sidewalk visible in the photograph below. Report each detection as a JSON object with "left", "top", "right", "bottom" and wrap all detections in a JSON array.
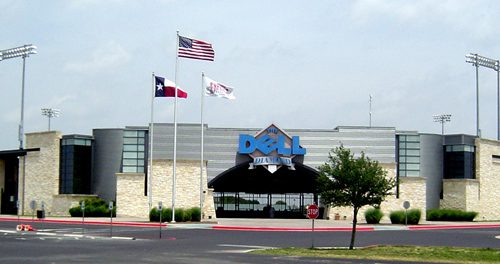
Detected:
[{"left": 1, "top": 215, "right": 499, "bottom": 231}]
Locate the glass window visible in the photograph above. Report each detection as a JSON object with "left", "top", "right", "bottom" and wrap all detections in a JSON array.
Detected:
[
  {"left": 123, "top": 159, "right": 138, "bottom": 166},
  {"left": 123, "top": 152, "right": 138, "bottom": 159},
  {"left": 124, "top": 138, "right": 138, "bottom": 144},
  {"left": 123, "top": 145, "right": 138, "bottom": 151},
  {"left": 124, "top": 130, "right": 138, "bottom": 137}
]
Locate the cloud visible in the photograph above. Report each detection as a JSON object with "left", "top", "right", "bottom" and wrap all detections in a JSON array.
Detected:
[
  {"left": 64, "top": 41, "right": 131, "bottom": 74},
  {"left": 350, "top": 0, "right": 497, "bottom": 38}
]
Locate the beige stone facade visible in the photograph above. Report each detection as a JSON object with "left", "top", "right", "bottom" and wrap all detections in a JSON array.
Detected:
[
  {"left": 442, "top": 138, "right": 500, "bottom": 220},
  {"left": 19, "top": 131, "right": 62, "bottom": 216},
  {"left": 327, "top": 163, "right": 427, "bottom": 222},
  {"left": 0, "top": 160, "right": 4, "bottom": 212},
  {"left": 115, "top": 159, "right": 216, "bottom": 220}
]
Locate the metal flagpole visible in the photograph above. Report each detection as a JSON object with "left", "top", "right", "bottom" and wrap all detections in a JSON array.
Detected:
[
  {"left": 200, "top": 72, "right": 205, "bottom": 211},
  {"left": 149, "top": 72, "right": 155, "bottom": 212},
  {"left": 172, "top": 31, "right": 180, "bottom": 223}
]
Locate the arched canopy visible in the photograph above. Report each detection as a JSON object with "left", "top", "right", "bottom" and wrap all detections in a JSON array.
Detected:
[{"left": 208, "top": 162, "right": 320, "bottom": 194}]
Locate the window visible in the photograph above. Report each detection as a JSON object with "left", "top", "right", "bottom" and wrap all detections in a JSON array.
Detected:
[
  {"left": 397, "top": 134, "right": 420, "bottom": 177},
  {"left": 444, "top": 144, "right": 475, "bottom": 179},
  {"left": 122, "top": 129, "right": 148, "bottom": 174},
  {"left": 60, "top": 135, "right": 93, "bottom": 194}
]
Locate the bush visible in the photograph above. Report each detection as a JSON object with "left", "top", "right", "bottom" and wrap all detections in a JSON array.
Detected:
[
  {"left": 69, "top": 197, "right": 115, "bottom": 217},
  {"left": 149, "top": 207, "right": 201, "bottom": 222},
  {"left": 426, "top": 209, "right": 478, "bottom": 221},
  {"left": 364, "top": 207, "right": 384, "bottom": 224},
  {"left": 390, "top": 209, "right": 421, "bottom": 225},
  {"left": 188, "top": 207, "right": 201, "bottom": 222}
]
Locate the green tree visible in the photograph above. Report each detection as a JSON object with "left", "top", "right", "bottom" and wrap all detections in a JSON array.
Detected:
[{"left": 317, "top": 146, "right": 395, "bottom": 249}]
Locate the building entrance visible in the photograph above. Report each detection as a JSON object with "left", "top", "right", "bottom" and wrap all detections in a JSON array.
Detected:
[{"left": 208, "top": 161, "right": 322, "bottom": 219}]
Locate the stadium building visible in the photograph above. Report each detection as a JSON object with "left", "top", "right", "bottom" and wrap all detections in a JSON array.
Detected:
[{"left": 0, "top": 123, "right": 499, "bottom": 221}]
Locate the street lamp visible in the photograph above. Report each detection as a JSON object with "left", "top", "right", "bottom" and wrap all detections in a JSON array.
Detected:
[
  {"left": 1, "top": 44, "right": 37, "bottom": 215},
  {"left": 0, "top": 44, "right": 37, "bottom": 148},
  {"left": 465, "top": 53, "right": 500, "bottom": 139},
  {"left": 433, "top": 114, "right": 452, "bottom": 135},
  {"left": 41, "top": 108, "right": 60, "bottom": 131}
]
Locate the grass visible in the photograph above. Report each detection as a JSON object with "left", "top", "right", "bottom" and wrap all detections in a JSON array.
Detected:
[{"left": 253, "top": 245, "right": 500, "bottom": 263}]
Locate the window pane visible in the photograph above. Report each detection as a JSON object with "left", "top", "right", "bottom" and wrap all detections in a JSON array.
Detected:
[
  {"left": 123, "top": 138, "right": 138, "bottom": 144},
  {"left": 123, "top": 152, "right": 138, "bottom": 159},
  {"left": 406, "top": 156, "right": 420, "bottom": 163},
  {"left": 138, "top": 145, "right": 145, "bottom": 151},
  {"left": 123, "top": 166, "right": 137, "bottom": 173},
  {"left": 406, "top": 163, "right": 420, "bottom": 170},
  {"left": 123, "top": 159, "right": 138, "bottom": 165},
  {"left": 406, "top": 142, "right": 420, "bottom": 149},
  {"left": 124, "top": 130, "right": 138, "bottom": 137},
  {"left": 406, "top": 135, "right": 420, "bottom": 142},
  {"left": 405, "top": 149, "right": 420, "bottom": 156},
  {"left": 406, "top": 170, "right": 420, "bottom": 176},
  {"left": 123, "top": 145, "right": 137, "bottom": 151},
  {"left": 138, "top": 138, "right": 145, "bottom": 144}
]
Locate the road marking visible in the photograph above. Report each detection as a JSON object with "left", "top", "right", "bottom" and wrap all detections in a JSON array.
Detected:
[
  {"left": 496, "top": 235, "right": 500, "bottom": 239},
  {"left": 215, "top": 244, "right": 275, "bottom": 253}
]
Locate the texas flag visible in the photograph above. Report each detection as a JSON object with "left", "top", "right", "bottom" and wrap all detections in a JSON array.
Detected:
[{"left": 155, "top": 76, "right": 188, "bottom": 98}]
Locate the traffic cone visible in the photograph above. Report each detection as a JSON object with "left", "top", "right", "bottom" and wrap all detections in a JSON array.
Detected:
[{"left": 16, "top": 224, "right": 24, "bottom": 231}]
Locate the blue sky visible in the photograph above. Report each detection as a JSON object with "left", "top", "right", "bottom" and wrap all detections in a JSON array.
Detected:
[{"left": 1, "top": 0, "right": 500, "bottom": 149}]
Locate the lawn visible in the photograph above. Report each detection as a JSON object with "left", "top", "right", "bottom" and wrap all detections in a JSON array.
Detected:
[{"left": 253, "top": 245, "right": 500, "bottom": 263}]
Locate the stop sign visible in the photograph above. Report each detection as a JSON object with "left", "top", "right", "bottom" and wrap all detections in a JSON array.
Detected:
[{"left": 307, "top": 204, "right": 319, "bottom": 219}]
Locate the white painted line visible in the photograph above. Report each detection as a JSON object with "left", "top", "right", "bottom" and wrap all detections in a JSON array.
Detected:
[
  {"left": 217, "top": 244, "right": 275, "bottom": 249},
  {"left": 496, "top": 235, "right": 500, "bottom": 239}
]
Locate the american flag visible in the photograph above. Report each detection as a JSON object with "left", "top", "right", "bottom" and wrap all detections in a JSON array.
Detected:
[{"left": 178, "top": 35, "right": 215, "bottom": 61}]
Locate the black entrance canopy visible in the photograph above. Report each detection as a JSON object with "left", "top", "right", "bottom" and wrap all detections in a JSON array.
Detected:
[{"left": 208, "top": 161, "right": 320, "bottom": 194}]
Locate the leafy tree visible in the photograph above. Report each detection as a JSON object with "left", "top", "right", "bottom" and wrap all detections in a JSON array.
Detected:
[{"left": 317, "top": 146, "right": 395, "bottom": 249}]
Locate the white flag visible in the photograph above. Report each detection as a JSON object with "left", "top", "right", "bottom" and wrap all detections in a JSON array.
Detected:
[{"left": 203, "top": 76, "right": 235, "bottom": 99}]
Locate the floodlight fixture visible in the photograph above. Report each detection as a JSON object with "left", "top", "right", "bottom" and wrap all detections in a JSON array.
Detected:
[
  {"left": 41, "top": 108, "right": 61, "bottom": 131},
  {"left": 433, "top": 114, "right": 451, "bottom": 135},
  {"left": 0, "top": 45, "right": 37, "bottom": 61},
  {"left": 465, "top": 53, "right": 500, "bottom": 139}
]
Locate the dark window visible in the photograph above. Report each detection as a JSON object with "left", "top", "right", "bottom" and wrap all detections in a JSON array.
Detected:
[
  {"left": 443, "top": 145, "right": 475, "bottom": 179},
  {"left": 60, "top": 137, "right": 93, "bottom": 194}
]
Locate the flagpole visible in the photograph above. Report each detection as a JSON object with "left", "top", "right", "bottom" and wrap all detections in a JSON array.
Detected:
[
  {"left": 172, "top": 30, "right": 180, "bottom": 223},
  {"left": 149, "top": 72, "right": 155, "bottom": 212},
  {"left": 200, "top": 72, "right": 205, "bottom": 212}
]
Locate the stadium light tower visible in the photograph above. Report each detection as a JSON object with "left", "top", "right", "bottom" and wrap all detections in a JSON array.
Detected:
[
  {"left": 41, "top": 108, "right": 60, "bottom": 131},
  {"left": 433, "top": 114, "right": 452, "bottom": 135},
  {"left": 465, "top": 53, "right": 500, "bottom": 139},
  {"left": 0, "top": 44, "right": 37, "bottom": 149}
]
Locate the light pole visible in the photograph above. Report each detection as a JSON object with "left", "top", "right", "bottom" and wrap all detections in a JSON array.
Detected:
[
  {"left": 41, "top": 108, "right": 60, "bottom": 131},
  {"left": 433, "top": 114, "right": 452, "bottom": 135},
  {"left": 1, "top": 44, "right": 37, "bottom": 215},
  {"left": 0, "top": 44, "right": 37, "bottom": 148},
  {"left": 465, "top": 53, "right": 500, "bottom": 139}
]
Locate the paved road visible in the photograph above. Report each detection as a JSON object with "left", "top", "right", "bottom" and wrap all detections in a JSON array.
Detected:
[{"left": 0, "top": 220, "right": 498, "bottom": 263}]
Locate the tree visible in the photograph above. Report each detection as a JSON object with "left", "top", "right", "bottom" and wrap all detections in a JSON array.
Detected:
[{"left": 317, "top": 146, "right": 395, "bottom": 249}]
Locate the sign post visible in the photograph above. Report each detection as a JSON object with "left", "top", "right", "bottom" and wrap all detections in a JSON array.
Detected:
[
  {"left": 403, "top": 201, "right": 411, "bottom": 225},
  {"left": 29, "top": 200, "right": 36, "bottom": 221},
  {"left": 109, "top": 201, "right": 113, "bottom": 237},
  {"left": 158, "top": 202, "right": 163, "bottom": 239},
  {"left": 307, "top": 204, "right": 319, "bottom": 248},
  {"left": 81, "top": 201, "right": 85, "bottom": 234}
]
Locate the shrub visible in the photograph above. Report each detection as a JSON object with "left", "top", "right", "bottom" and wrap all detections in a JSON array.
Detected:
[
  {"left": 364, "top": 207, "right": 384, "bottom": 224},
  {"left": 149, "top": 208, "right": 172, "bottom": 222},
  {"left": 149, "top": 207, "right": 201, "bottom": 222},
  {"left": 390, "top": 209, "right": 421, "bottom": 225},
  {"left": 427, "top": 209, "right": 478, "bottom": 221},
  {"left": 189, "top": 207, "right": 201, "bottom": 222},
  {"left": 69, "top": 197, "right": 115, "bottom": 217}
]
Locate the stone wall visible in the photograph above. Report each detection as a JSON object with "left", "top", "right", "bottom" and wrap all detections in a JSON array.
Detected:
[
  {"left": 115, "top": 160, "right": 216, "bottom": 220},
  {"left": 20, "top": 131, "right": 62, "bottom": 216},
  {"left": 327, "top": 163, "right": 427, "bottom": 222},
  {"left": 474, "top": 138, "right": 500, "bottom": 220},
  {"left": 441, "top": 179, "right": 479, "bottom": 211},
  {"left": 116, "top": 173, "right": 148, "bottom": 218},
  {"left": 52, "top": 194, "right": 98, "bottom": 216}
]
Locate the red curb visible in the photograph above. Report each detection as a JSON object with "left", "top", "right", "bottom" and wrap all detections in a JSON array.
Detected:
[
  {"left": 212, "top": 225, "right": 374, "bottom": 232},
  {"left": 408, "top": 224, "right": 500, "bottom": 230},
  {"left": 0, "top": 217, "right": 166, "bottom": 228}
]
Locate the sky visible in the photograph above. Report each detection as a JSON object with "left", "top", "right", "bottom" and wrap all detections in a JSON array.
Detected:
[{"left": 1, "top": 0, "right": 500, "bottom": 150}]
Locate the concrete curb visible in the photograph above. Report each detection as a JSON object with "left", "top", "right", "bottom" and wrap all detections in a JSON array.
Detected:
[{"left": 0, "top": 217, "right": 166, "bottom": 228}]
